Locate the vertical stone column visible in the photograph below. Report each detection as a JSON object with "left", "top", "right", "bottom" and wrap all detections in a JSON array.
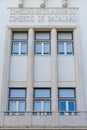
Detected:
[
  {"left": 74, "top": 28, "right": 84, "bottom": 112},
  {"left": 51, "top": 29, "right": 58, "bottom": 113},
  {"left": 0, "top": 28, "right": 12, "bottom": 126},
  {"left": 2, "top": 28, "right": 12, "bottom": 112},
  {"left": 27, "top": 29, "right": 34, "bottom": 113}
]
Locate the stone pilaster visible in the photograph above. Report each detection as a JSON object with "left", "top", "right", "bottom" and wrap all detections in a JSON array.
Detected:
[
  {"left": 51, "top": 28, "right": 58, "bottom": 112},
  {"left": 2, "top": 28, "right": 12, "bottom": 112},
  {"left": 27, "top": 29, "right": 34, "bottom": 112},
  {"left": 74, "top": 28, "right": 84, "bottom": 111}
]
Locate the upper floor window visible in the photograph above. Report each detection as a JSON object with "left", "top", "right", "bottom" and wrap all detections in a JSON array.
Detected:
[
  {"left": 35, "top": 32, "right": 51, "bottom": 55},
  {"left": 12, "top": 32, "right": 28, "bottom": 55},
  {"left": 9, "top": 88, "right": 26, "bottom": 115},
  {"left": 33, "top": 88, "right": 51, "bottom": 115},
  {"left": 57, "top": 32, "right": 74, "bottom": 55},
  {"left": 58, "top": 88, "right": 76, "bottom": 115}
]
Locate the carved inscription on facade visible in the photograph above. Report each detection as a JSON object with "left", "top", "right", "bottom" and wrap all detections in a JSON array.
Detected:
[{"left": 9, "top": 8, "right": 78, "bottom": 23}]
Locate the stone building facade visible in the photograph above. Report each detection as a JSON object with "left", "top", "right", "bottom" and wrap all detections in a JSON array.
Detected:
[{"left": 0, "top": 0, "right": 87, "bottom": 129}]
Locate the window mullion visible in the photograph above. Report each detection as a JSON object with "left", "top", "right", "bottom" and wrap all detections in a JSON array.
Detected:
[
  {"left": 64, "top": 42, "right": 67, "bottom": 55},
  {"left": 66, "top": 101, "right": 69, "bottom": 111},
  {"left": 41, "top": 101, "right": 44, "bottom": 111},
  {"left": 19, "top": 42, "right": 21, "bottom": 55},
  {"left": 16, "top": 101, "right": 19, "bottom": 111},
  {"left": 41, "top": 42, "right": 44, "bottom": 55}
]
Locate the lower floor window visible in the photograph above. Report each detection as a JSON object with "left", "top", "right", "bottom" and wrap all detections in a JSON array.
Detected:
[
  {"left": 9, "top": 88, "right": 26, "bottom": 115},
  {"left": 58, "top": 88, "right": 76, "bottom": 115},
  {"left": 34, "top": 100, "right": 51, "bottom": 115},
  {"left": 59, "top": 100, "right": 76, "bottom": 115},
  {"left": 9, "top": 101, "right": 25, "bottom": 111},
  {"left": 33, "top": 88, "right": 51, "bottom": 115}
]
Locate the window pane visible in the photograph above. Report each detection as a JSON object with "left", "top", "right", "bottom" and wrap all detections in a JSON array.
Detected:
[
  {"left": 34, "top": 101, "right": 41, "bottom": 111},
  {"left": 35, "top": 42, "right": 42, "bottom": 54},
  {"left": 34, "top": 89, "right": 50, "bottom": 98},
  {"left": 59, "top": 101, "right": 66, "bottom": 111},
  {"left": 21, "top": 42, "right": 27, "bottom": 54},
  {"left": 43, "top": 101, "right": 50, "bottom": 111},
  {"left": 12, "top": 42, "right": 19, "bottom": 54},
  {"left": 36, "top": 33, "right": 50, "bottom": 40},
  {"left": 44, "top": 42, "right": 50, "bottom": 54},
  {"left": 58, "top": 32, "right": 72, "bottom": 40},
  {"left": 10, "top": 89, "right": 26, "bottom": 98},
  {"left": 68, "top": 101, "right": 75, "bottom": 111},
  {"left": 66, "top": 42, "right": 73, "bottom": 54},
  {"left": 18, "top": 101, "right": 25, "bottom": 111},
  {"left": 9, "top": 101, "right": 16, "bottom": 111},
  {"left": 58, "top": 42, "right": 64, "bottom": 54},
  {"left": 59, "top": 89, "right": 75, "bottom": 98},
  {"left": 13, "top": 32, "right": 28, "bottom": 40}
]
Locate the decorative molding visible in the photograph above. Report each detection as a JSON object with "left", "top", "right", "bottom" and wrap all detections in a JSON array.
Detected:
[
  {"left": 40, "top": 0, "right": 46, "bottom": 8},
  {"left": 9, "top": 81, "right": 27, "bottom": 87},
  {"left": 18, "top": 0, "right": 24, "bottom": 8},
  {"left": 62, "top": 0, "right": 68, "bottom": 8}
]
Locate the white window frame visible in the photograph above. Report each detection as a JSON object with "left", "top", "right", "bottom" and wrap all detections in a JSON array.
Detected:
[
  {"left": 58, "top": 32, "right": 73, "bottom": 55},
  {"left": 9, "top": 88, "right": 26, "bottom": 115},
  {"left": 12, "top": 42, "right": 27, "bottom": 55},
  {"left": 59, "top": 100, "right": 76, "bottom": 111},
  {"left": 12, "top": 32, "right": 28, "bottom": 55},
  {"left": 33, "top": 88, "right": 51, "bottom": 115},
  {"left": 35, "top": 32, "right": 51, "bottom": 55},
  {"left": 58, "top": 88, "right": 76, "bottom": 115},
  {"left": 9, "top": 100, "right": 25, "bottom": 111},
  {"left": 35, "top": 42, "right": 51, "bottom": 55}
]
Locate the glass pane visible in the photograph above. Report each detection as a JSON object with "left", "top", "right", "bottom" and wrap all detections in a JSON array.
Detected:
[
  {"left": 34, "top": 101, "right": 41, "bottom": 111},
  {"left": 58, "top": 32, "right": 72, "bottom": 40},
  {"left": 68, "top": 101, "right": 75, "bottom": 111},
  {"left": 12, "top": 42, "right": 19, "bottom": 54},
  {"left": 10, "top": 89, "right": 26, "bottom": 98},
  {"left": 43, "top": 101, "right": 50, "bottom": 111},
  {"left": 34, "top": 89, "right": 50, "bottom": 98},
  {"left": 35, "top": 42, "right": 41, "bottom": 54},
  {"left": 21, "top": 42, "right": 27, "bottom": 54},
  {"left": 9, "top": 101, "right": 16, "bottom": 111},
  {"left": 58, "top": 43, "right": 64, "bottom": 54},
  {"left": 59, "top": 101, "right": 66, "bottom": 111},
  {"left": 18, "top": 101, "right": 25, "bottom": 111},
  {"left": 59, "top": 89, "right": 75, "bottom": 98},
  {"left": 66, "top": 42, "right": 73, "bottom": 54},
  {"left": 36, "top": 33, "right": 50, "bottom": 40},
  {"left": 44, "top": 42, "right": 50, "bottom": 54},
  {"left": 13, "top": 32, "right": 27, "bottom": 40}
]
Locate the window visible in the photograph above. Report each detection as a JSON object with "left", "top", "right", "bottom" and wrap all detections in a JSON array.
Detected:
[
  {"left": 35, "top": 32, "right": 51, "bottom": 55},
  {"left": 9, "top": 88, "right": 26, "bottom": 115},
  {"left": 33, "top": 88, "right": 51, "bottom": 115},
  {"left": 12, "top": 32, "right": 28, "bottom": 55},
  {"left": 58, "top": 32, "right": 73, "bottom": 55},
  {"left": 58, "top": 88, "right": 76, "bottom": 115}
]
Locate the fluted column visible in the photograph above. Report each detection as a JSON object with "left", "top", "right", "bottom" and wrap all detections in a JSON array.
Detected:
[
  {"left": 27, "top": 29, "right": 34, "bottom": 112},
  {"left": 51, "top": 28, "right": 58, "bottom": 112}
]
